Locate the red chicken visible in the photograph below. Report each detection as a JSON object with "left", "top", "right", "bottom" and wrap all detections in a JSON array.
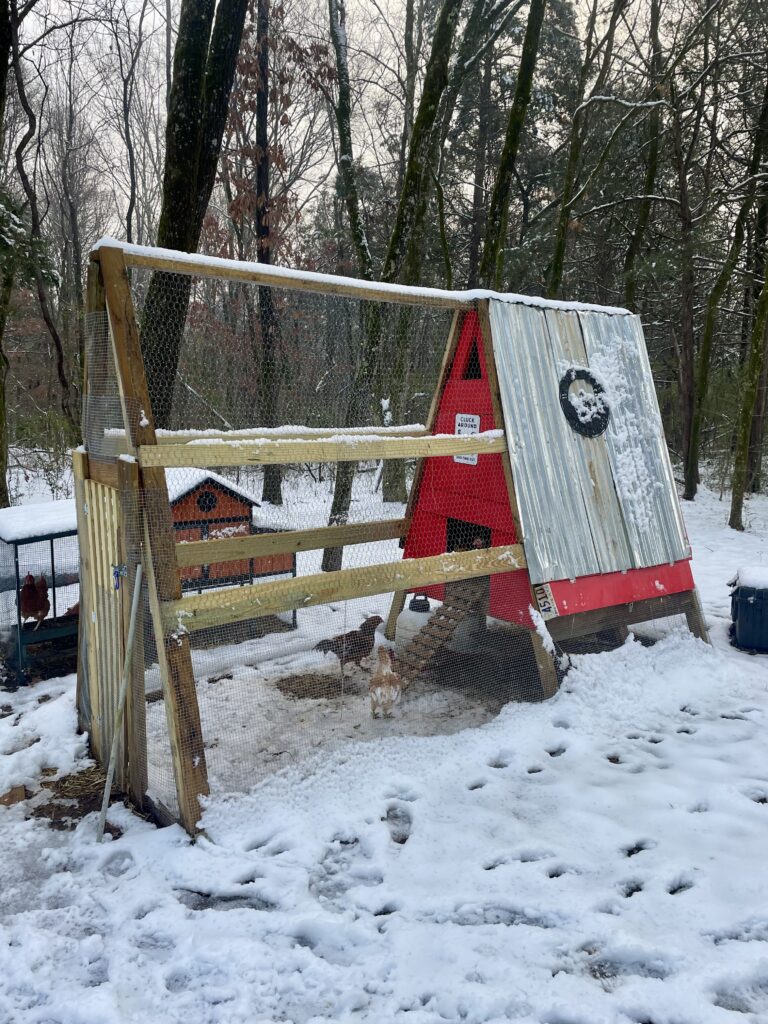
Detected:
[
  {"left": 314, "top": 615, "right": 383, "bottom": 670},
  {"left": 19, "top": 573, "right": 50, "bottom": 630}
]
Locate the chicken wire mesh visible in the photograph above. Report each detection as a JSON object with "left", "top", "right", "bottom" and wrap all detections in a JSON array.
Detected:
[
  {"left": 0, "top": 529, "right": 79, "bottom": 682},
  {"left": 81, "top": 263, "right": 697, "bottom": 822}
]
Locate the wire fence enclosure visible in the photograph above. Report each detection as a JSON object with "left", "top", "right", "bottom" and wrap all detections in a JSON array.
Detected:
[{"left": 76, "top": 241, "right": 708, "bottom": 833}]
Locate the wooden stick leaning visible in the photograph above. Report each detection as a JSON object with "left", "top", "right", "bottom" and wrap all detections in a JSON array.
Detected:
[{"left": 96, "top": 564, "right": 143, "bottom": 843}]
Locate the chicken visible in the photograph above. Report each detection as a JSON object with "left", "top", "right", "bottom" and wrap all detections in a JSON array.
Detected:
[
  {"left": 369, "top": 646, "right": 402, "bottom": 718},
  {"left": 314, "top": 615, "right": 383, "bottom": 670},
  {"left": 19, "top": 573, "right": 50, "bottom": 630}
]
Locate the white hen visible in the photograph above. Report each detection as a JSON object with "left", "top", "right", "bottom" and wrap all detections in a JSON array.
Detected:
[{"left": 369, "top": 647, "right": 402, "bottom": 718}]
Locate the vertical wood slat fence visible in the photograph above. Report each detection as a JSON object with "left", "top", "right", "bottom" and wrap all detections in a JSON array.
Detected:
[{"left": 73, "top": 452, "right": 124, "bottom": 774}]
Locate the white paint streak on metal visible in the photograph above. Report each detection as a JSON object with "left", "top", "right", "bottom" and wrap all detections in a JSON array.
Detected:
[{"left": 578, "top": 312, "right": 688, "bottom": 569}]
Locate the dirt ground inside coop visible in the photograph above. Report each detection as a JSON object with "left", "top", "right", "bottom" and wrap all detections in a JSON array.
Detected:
[{"left": 143, "top": 624, "right": 552, "bottom": 807}]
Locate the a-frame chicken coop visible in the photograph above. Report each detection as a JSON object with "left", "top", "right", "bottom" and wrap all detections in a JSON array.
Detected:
[{"left": 77, "top": 240, "right": 707, "bottom": 834}]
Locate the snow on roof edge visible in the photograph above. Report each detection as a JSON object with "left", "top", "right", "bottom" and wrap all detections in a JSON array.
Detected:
[
  {"left": 91, "top": 238, "right": 632, "bottom": 317},
  {"left": 165, "top": 468, "right": 260, "bottom": 506}
]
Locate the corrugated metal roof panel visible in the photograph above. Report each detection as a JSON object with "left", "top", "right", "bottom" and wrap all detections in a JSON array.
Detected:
[
  {"left": 543, "top": 309, "right": 634, "bottom": 575},
  {"left": 490, "top": 300, "right": 598, "bottom": 583},
  {"left": 490, "top": 299, "right": 688, "bottom": 585}
]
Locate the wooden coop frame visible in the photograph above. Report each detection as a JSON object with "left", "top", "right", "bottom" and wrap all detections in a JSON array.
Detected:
[{"left": 78, "top": 241, "right": 708, "bottom": 835}]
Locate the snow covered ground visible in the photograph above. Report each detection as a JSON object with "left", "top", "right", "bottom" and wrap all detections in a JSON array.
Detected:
[{"left": 2, "top": 486, "right": 768, "bottom": 1023}]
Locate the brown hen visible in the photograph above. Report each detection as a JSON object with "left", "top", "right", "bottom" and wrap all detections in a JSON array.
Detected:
[
  {"left": 314, "top": 615, "right": 383, "bottom": 669},
  {"left": 19, "top": 573, "right": 50, "bottom": 630}
]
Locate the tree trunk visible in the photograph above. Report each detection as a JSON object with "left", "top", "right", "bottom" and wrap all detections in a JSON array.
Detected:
[
  {"left": 0, "top": 268, "right": 13, "bottom": 508},
  {"left": 380, "top": 0, "right": 463, "bottom": 285},
  {"left": 546, "top": 0, "right": 628, "bottom": 299},
  {"left": 0, "top": 0, "right": 10, "bottom": 155},
  {"left": 747, "top": 189, "right": 768, "bottom": 491},
  {"left": 327, "top": 0, "right": 375, "bottom": 282},
  {"left": 730, "top": 267, "right": 768, "bottom": 529},
  {"left": 466, "top": 50, "right": 492, "bottom": 289},
  {"left": 10, "top": 25, "right": 77, "bottom": 433},
  {"left": 623, "top": 0, "right": 661, "bottom": 311},
  {"left": 255, "top": 0, "right": 282, "bottom": 505},
  {"left": 324, "top": 0, "right": 465, "bottom": 550},
  {"left": 478, "top": 0, "right": 547, "bottom": 289},
  {"left": 140, "top": 0, "right": 249, "bottom": 425},
  {"left": 668, "top": 88, "right": 697, "bottom": 485},
  {"left": 378, "top": 0, "right": 463, "bottom": 502},
  {"left": 684, "top": 75, "right": 768, "bottom": 500}
]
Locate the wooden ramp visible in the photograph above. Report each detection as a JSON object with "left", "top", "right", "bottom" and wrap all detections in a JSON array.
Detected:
[{"left": 396, "top": 578, "right": 490, "bottom": 684}]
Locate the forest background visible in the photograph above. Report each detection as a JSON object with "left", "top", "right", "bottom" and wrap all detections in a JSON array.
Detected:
[{"left": 1, "top": 0, "right": 767, "bottom": 530}]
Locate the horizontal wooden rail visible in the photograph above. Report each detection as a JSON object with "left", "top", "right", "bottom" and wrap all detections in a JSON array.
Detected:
[
  {"left": 163, "top": 543, "right": 527, "bottom": 633},
  {"left": 139, "top": 433, "right": 507, "bottom": 469},
  {"left": 155, "top": 425, "right": 429, "bottom": 444},
  {"left": 174, "top": 517, "right": 407, "bottom": 568},
  {"left": 106, "top": 246, "right": 473, "bottom": 310},
  {"left": 102, "top": 424, "right": 430, "bottom": 456}
]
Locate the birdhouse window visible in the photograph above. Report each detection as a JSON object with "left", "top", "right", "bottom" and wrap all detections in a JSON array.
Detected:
[
  {"left": 446, "top": 517, "right": 491, "bottom": 552},
  {"left": 462, "top": 341, "right": 482, "bottom": 380},
  {"left": 196, "top": 490, "right": 218, "bottom": 513}
]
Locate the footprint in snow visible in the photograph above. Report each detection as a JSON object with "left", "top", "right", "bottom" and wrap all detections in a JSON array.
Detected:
[
  {"left": 620, "top": 880, "right": 643, "bottom": 898},
  {"left": 547, "top": 864, "right": 578, "bottom": 878},
  {"left": 714, "top": 973, "right": 768, "bottom": 1014},
  {"left": 513, "top": 848, "right": 554, "bottom": 863},
  {"left": 547, "top": 745, "right": 567, "bottom": 758},
  {"left": 667, "top": 875, "right": 694, "bottom": 895},
  {"left": 483, "top": 856, "right": 507, "bottom": 871},
  {"left": 623, "top": 839, "right": 655, "bottom": 858},
  {"left": 385, "top": 803, "right": 412, "bottom": 845},
  {"left": 101, "top": 850, "right": 135, "bottom": 878},
  {"left": 488, "top": 755, "right": 510, "bottom": 769},
  {"left": 467, "top": 778, "right": 487, "bottom": 791}
]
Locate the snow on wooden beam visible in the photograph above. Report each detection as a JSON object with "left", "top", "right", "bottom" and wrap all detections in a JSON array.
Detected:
[
  {"left": 163, "top": 543, "right": 527, "bottom": 633},
  {"left": 91, "top": 240, "right": 632, "bottom": 315},
  {"left": 103, "top": 424, "right": 431, "bottom": 455},
  {"left": 138, "top": 431, "right": 507, "bottom": 468}
]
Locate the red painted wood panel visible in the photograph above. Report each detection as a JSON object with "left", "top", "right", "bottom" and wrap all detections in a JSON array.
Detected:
[{"left": 548, "top": 560, "right": 695, "bottom": 617}]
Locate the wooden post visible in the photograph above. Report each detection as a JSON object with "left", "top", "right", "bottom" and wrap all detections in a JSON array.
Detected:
[
  {"left": 118, "top": 457, "right": 148, "bottom": 808},
  {"left": 685, "top": 587, "right": 711, "bottom": 644},
  {"left": 97, "top": 244, "right": 209, "bottom": 834},
  {"left": 476, "top": 299, "right": 560, "bottom": 698},
  {"left": 385, "top": 310, "right": 464, "bottom": 639},
  {"left": 72, "top": 449, "right": 91, "bottom": 735}
]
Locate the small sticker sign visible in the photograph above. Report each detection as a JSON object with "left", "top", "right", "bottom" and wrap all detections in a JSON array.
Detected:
[
  {"left": 534, "top": 583, "right": 558, "bottom": 619},
  {"left": 454, "top": 412, "right": 481, "bottom": 465}
]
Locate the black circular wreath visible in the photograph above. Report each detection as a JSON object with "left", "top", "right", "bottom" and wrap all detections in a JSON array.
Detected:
[{"left": 558, "top": 368, "right": 610, "bottom": 438}]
